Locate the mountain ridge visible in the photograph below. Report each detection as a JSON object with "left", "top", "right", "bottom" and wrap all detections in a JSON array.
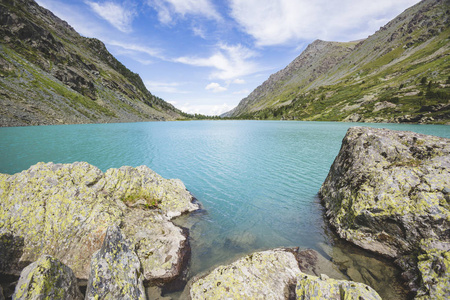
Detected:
[
  {"left": 0, "top": 0, "right": 184, "bottom": 126},
  {"left": 224, "top": 0, "right": 450, "bottom": 124}
]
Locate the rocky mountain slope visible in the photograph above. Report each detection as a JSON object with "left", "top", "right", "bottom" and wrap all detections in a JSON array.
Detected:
[
  {"left": 224, "top": 0, "right": 450, "bottom": 124},
  {"left": 0, "top": 0, "right": 184, "bottom": 127}
]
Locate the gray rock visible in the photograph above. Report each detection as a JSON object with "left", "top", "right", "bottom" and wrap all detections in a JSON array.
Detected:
[
  {"left": 189, "top": 249, "right": 382, "bottom": 300},
  {"left": 295, "top": 273, "right": 381, "bottom": 300},
  {"left": 85, "top": 225, "right": 145, "bottom": 300},
  {"left": 0, "top": 285, "right": 4, "bottom": 300},
  {"left": 0, "top": 162, "right": 199, "bottom": 284},
  {"left": 12, "top": 255, "right": 83, "bottom": 300},
  {"left": 319, "top": 127, "right": 450, "bottom": 298}
]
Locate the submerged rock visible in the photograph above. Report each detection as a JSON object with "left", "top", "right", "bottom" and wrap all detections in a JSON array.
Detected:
[
  {"left": 12, "top": 255, "right": 83, "bottom": 300},
  {"left": 189, "top": 249, "right": 381, "bottom": 300},
  {"left": 319, "top": 127, "right": 450, "bottom": 298},
  {"left": 85, "top": 225, "right": 145, "bottom": 300},
  {"left": 0, "top": 162, "right": 199, "bottom": 284}
]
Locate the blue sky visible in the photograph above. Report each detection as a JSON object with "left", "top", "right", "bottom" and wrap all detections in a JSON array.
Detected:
[{"left": 36, "top": 0, "right": 420, "bottom": 115}]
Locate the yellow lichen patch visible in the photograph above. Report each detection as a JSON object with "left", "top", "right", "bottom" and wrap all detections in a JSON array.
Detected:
[
  {"left": 190, "top": 249, "right": 301, "bottom": 300},
  {"left": 0, "top": 162, "right": 198, "bottom": 281}
]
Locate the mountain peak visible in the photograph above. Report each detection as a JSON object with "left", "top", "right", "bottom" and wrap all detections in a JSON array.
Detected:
[{"left": 225, "top": 0, "right": 449, "bottom": 124}]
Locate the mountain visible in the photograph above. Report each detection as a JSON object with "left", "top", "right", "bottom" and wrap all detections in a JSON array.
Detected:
[
  {"left": 224, "top": 0, "right": 450, "bottom": 124},
  {"left": 0, "top": 0, "right": 184, "bottom": 127}
]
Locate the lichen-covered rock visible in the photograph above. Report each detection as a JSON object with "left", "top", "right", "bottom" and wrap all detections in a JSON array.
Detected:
[
  {"left": 100, "top": 166, "right": 198, "bottom": 219},
  {"left": 0, "top": 162, "right": 199, "bottom": 282},
  {"left": 319, "top": 127, "right": 450, "bottom": 298},
  {"left": 85, "top": 225, "right": 145, "bottom": 300},
  {"left": 296, "top": 273, "right": 381, "bottom": 300},
  {"left": 189, "top": 249, "right": 382, "bottom": 300},
  {"left": 121, "top": 209, "right": 189, "bottom": 284},
  {"left": 12, "top": 255, "right": 83, "bottom": 300}
]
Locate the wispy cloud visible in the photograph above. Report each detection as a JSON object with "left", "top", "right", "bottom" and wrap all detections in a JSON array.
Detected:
[
  {"left": 86, "top": 1, "right": 136, "bottom": 33},
  {"left": 145, "top": 81, "right": 188, "bottom": 93},
  {"left": 205, "top": 82, "right": 227, "bottom": 93},
  {"left": 233, "top": 78, "right": 246, "bottom": 84},
  {"left": 176, "top": 102, "right": 235, "bottom": 116},
  {"left": 147, "top": 0, "right": 221, "bottom": 25},
  {"left": 233, "top": 89, "right": 250, "bottom": 95},
  {"left": 175, "top": 43, "right": 259, "bottom": 80},
  {"left": 105, "top": 39, "right": 164, "bottom": 59},
  {"left": 229, "top": 0, "right": 420, "bottom": 45}
]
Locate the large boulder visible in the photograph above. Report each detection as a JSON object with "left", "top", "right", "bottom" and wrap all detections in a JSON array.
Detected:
[
  {"left": 0, "top": 162, "right": 199, "bottom": 283},
  {"left": 12, "top": 255, "right": 83, "bottom": 300},
  {"left": 85, "top": 225, "right": 145, "bottom": 300},
  {"left": 189, "top": 249, "right": 381, "bottom": 300},
  {"left": 319, "top": 127, "right": 450, "bottom": 298}
]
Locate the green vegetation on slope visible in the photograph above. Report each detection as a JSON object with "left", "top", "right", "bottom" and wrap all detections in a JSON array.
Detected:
[
  {"left": 227, "top": 0, "right": 449, "bottom": 124},
  {"left": 0, "top": 0, "right": 185, "bottom": 126}
]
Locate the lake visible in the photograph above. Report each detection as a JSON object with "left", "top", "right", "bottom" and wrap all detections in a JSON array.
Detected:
[{"left": 1, "top": 120, "right": 449, "bottom": 298}]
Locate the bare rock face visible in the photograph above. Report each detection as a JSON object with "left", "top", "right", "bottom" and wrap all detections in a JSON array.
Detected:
[
  {"left": 319, "top": 127, "right": 450, "bottom": 298},
  {"left": 85, "top": 225, "right": 145, "bottom": 300},
  {"left": 0, "top": 162, "right": 199, "bottom": 285},
  {"left": 189, "top": 249, "right": 381, "bottom": 300},
  {"left": 12, "top": 255, "right": 83, "bottom": 300}
]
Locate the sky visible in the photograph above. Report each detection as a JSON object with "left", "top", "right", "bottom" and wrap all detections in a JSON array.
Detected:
[{"left": 35, "top": 0, "right": 421, "bottom": 116}]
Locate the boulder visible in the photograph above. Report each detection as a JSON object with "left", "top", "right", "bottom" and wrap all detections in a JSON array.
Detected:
[
  {"left": 85, "top": 225, "right": 145, "bottom": 300},
  {"left": 0, "top": 162, "right": 199, "bottom": 283},
  {"left": 296, "top": 273, "right": 381, "bottom": 300},
  {"left": 319, "top": 127, "right": 450, "bottom": 298},
  {"left": 12, "top": 255, "right": 82, "bottom": 300},
  {"left": 189, "top": 249, "right": 382, "bottom": 300}
]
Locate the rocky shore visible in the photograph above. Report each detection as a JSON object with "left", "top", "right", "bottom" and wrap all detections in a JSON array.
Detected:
[
  {"left": 0, "top": 162, "right": 199, "bottom": 298},
  {"left": 1, "top": 126, "right": 448, "bottom": 299},
  {"left": 320, "top": 127, "right": 450, "bottom": 299}
]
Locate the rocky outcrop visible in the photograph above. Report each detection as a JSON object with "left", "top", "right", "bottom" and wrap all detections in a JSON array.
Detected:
[
  {"left": 12, "top": 255, "right": 83, "bottom": 300},
  {"left": 320, "top": 127, "right": 450, "bottom": 298},
  {"left": 85, "top": 225, "right": 145, "bottom": 300},
  {"left": 0, "top": 162, "right": 199, "bottom": 285},
  {"left": 189, "top": 249, "right": 381, "bottom": 300}
]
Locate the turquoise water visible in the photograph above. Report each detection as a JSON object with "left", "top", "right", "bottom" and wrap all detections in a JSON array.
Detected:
[{"left": 1, "top": 121, "right": 449, "bottom": 296}]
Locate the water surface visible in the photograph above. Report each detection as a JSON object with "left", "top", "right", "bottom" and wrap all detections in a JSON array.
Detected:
[{"left": 1, "top": 121, "right": 448, "bottom": 298}]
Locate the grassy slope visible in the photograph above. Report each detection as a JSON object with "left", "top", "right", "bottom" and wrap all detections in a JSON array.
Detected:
[
  {"left": 230, "top": 0, "right": 450, "bottom": 124},
  {"left": 0, "top": 0, "right": 184, "bottom": 126}
]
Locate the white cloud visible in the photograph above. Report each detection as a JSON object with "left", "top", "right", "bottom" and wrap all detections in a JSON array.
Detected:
[
  {"left": 105, "top": 40, "right": 164, "bottom": 59},
  {"left": 177, "top": 103, "right": 235, "bottom": 116},
  {"left": 192, "top": 26, "right": 207, "bottom": 39},
  {"left": 175, "top": 44, "right": 259, "bottom": 80},
  {"left": 86, "top": 1, "right": 135, "bottom": 33},
  {"left": 145, "top": 81, "right": 188, "bottom": 93},
  {"left": 233, "top": 89, "right": 250, "bottom": 95},
  {"left": 233, "top": 78, "right": 246, "bottom": 84},
  {"left": 229, "top": 0, "right": 421, "bottom": 46},
  {"left": 205, "top": 82, "right": 227, "bottom": 93},
  {"left": 148, "top": 0, "right": 221, "bottom": 25}
]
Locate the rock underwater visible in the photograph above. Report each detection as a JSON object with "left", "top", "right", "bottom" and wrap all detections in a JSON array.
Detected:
[
  {"left": 0, "top": 162, "right": 200, "bottom": 287},
  {"left": 319, "top": 127, "right": 450, "bottom": 299},
  {"left": 189, "top": 248, "right": 382, "bottom": 300}
]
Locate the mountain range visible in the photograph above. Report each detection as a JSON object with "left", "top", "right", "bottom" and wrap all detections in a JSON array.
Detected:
[
  {"left": 0, "top": 0, "right": 185, "bottom": 127},
  {"left": 223, "top": 0, "right": 450, "bottom": 124}
]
